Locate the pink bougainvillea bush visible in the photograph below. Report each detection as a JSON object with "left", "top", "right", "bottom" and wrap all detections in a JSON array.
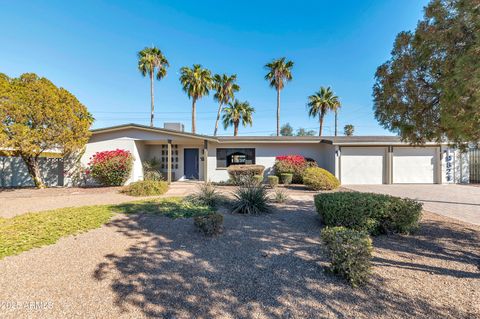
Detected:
[
  {"left": 87, "top": 149, "right": 133, "bottom": 186},
  {"left": 273, "top": 155, "right": 317, "bottom": 184}
]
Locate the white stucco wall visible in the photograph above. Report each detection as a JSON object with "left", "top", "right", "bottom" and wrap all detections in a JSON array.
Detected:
[
  {"left": 206, "top": 142, "right": 329, "bottom": 182},
  {"left": 82, "top": 136, "right": 141, "bottom": 184},
  {"left": 441, "top": 146, "right": 470, "bottom": 184}
]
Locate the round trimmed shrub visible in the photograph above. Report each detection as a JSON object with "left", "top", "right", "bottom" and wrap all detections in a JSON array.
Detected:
[
  {"left": 268, "top": 175, "right": 279, "bottom": 188},
  {"left": 87, "top": 149, "right": 133, "bottom": 186},
  {"left": 253, "top": 175, "right": 264, "bottom": 185},
  {"left": 121, "top": 180, "right": 169, "bottom": 196},
  {"left": 280, "top": 173, "right": 293, "bottom": 185},
  {"left": 303, "top": 167, "right": 340, "bottom": 191}
]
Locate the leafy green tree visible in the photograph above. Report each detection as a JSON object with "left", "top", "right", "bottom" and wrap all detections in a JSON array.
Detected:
[
  {"left": 373, "top": 0, "right": 480, "bottom": 145},
  {"left": 222, "top": 100, "right": 255, "bottom": 136},
  {"left": 280, "top": 123, "right": 294, "bottom": 136},
  {"left": 137, "top": 46, "right": 169, "bottom": 127},
  {"left": 0, "top": 73, "right": 93, "bottom": 188},
  {"left": 264, "top": 57, "right": 294, "bottom": 136},
  {"left": 344, "top": 124, "right": 354, "bottom": 136},
  {"left": 179, "top": 64, "right": 213, "bottom": 134},
  {"left": 213, "top": 74, "right": 240, "bottom": 136},
  {"left": 307, "top": 87, "right": 340, "bottom": 136},
  {"left": 296, "top": 128, "right": 316, "bottom": 136}
]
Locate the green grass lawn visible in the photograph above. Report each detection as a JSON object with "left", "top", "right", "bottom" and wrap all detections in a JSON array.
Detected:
[{"left": 0, "top": 197, "right": 211, "bottom": 260}]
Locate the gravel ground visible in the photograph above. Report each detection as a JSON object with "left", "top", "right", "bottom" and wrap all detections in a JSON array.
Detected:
[
  {"left": 0, "top": 183, "right": 198, "bottom": 218},
  {"left": 0, "top": 195, "right": 479, "bottom": 318}
]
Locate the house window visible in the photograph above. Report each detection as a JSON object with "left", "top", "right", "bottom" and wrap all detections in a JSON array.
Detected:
[{"left": 216, "top": 148, "right": 255, "bottom": 168}]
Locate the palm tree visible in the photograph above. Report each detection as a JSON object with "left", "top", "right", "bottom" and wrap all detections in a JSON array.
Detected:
[
  {"left": 344, "top": 124, "right": 354, "bottom": 136},
  {"left": 213, "top": 74, "right": 240, "bottom": 136},
  {"left": 222, "top": 99, "right": 255, "bottom": 136},
  {"left": 179, "top": 64, "right": 213, "bottom": 134},
  {"left": 307, "top": 86, "right": 340, "bottom": 136},
  {"left": 264, "top": 57, "right": 294, "bottom": 136},
  {"left": 137, "top": 47, "right": 169, "bottom": 127}
]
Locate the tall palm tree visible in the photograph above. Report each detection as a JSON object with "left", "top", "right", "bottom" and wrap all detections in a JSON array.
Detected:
[
  {"left": 179, "top": 64, "right": 213, "bottom": 134},
  {"left": 137, "top": 46, "right": 169, "bottom": 127},
  {"left": 222, "top": 99, "right": 255, "bottom": 136},
  {"left": 264, "top": 57, "right": 294, "bottom": 136},
  {"left": 213, "top": 74, "right": 240, "bottom": 136},
  {"left": 307, "top": 86, "right": 340, "bottom": 136}
]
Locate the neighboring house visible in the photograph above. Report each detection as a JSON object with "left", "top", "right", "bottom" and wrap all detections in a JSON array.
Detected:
[
  {"left": 0, "top": 150, "right": 64, "bottom": 187},
  {"left": 83, "top": 123, "right": 476, "bottom": 185}
]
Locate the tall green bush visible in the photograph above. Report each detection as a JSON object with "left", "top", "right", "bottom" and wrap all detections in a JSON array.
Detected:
[{"left": 321, "top": 226, "right": 373, "bottom": 287}]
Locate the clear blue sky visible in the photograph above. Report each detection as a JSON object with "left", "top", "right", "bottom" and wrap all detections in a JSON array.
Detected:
[{"left": 0, "top": 0, "right": 428, "bottom": 136}]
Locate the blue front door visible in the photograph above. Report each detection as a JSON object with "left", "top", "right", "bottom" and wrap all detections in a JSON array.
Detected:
[{"left": 184, "top": 148, "right": 199, "bottom": 179}]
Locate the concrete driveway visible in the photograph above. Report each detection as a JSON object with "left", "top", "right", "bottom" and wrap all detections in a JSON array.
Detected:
[{"left": 345, "top": 184, "right": 480, "bottom": 225}]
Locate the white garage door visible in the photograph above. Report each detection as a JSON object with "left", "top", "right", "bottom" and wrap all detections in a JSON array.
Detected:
[
  {"left": 393, "top": 147, "right": 436, "bottom": 183},
  {"left": 341, "top": 147, "right": 386, "bottom": 184}
]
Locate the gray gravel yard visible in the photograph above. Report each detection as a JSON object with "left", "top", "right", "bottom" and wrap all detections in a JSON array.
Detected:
[{"left": 0, "top": 193, "right": 478, "bottom": 318}]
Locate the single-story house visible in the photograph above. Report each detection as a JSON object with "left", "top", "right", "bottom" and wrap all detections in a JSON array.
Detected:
[{"left": 81, "top": 123, "right": 476, "bottom": 185}]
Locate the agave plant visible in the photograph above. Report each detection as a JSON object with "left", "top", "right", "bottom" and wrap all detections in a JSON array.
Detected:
[{"left": 230, "top": 184, "right": 271, "bottom": 214}]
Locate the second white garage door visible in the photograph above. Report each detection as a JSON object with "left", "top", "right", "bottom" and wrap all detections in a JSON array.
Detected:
[
  {"left": 340, "top": 147, "right": 386, "bottom": 184},
  {"left": 392, "top": 147, "right": 437, "bottom": 183}
]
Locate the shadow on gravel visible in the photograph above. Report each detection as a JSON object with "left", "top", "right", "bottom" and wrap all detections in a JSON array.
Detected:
[
  {"left": 93, "top": 200, "right": 477, "bottom": 318},
  {"left": 373, "top": 218, "right": 480, "bottom": 279}
]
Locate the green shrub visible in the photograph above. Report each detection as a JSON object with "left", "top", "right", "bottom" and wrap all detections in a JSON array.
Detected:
[
  {"left": 88, "top": 149, "right": 133, "bottom": 186},
  {"left": 280, "top": 173, "right": 293, "bottom": 185},
  {"left": 230, "top": 184, "right": 271, "bottom": 214},
  {"left": 303, "top": 167, "right": 340, "bottom": 191},
  {"left": 253, "top": 175, "right": 264, "bottom": 185},
  {"left": 268, "top": 175, "right": 279, "bottom": 188},
  {"left": 194, "top": 212, "right": 223, "bottom": 236},
  {"left": 227, "top": 165, "right": 265, "bottom": 185},
  {"left": 271, "top": 188, "right": 289, "bottom": 203},
  {"left": 121, "top": 180, "right": 169, "bottom": 196},
  {"left": 314, "top": 192, "right": 422, "bottom": 235},
  {"left": 321, "top": 226, "right": 373, "bottom": 287},
  {"left": 185, "top": 182, "right": 225, "bottom": 209}
]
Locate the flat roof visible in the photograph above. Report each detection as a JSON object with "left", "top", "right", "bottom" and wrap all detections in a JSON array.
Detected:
[{"left": 90, "top": 123, "right": 443, "bottom": 145}]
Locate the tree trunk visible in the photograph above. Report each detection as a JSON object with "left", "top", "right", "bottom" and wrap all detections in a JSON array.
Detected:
[
  {"left": 234, "top": 121, "right": 239, "bottom": 136},
  {"left": 22, "top": 156, "right": 45, "bottom": 189},
  {"left": 276, "top": 89, "right": 281, "bottom": 136},
  {"left": 214, "top": 102, "right": 223, "bottom": 136},
  {"left": 192, "top": 98, "right": 197, "bottom": 134},
  {"left": 334, "top": 110, "right": 338, "bottom": 136},
  {"left": 150, "top": 70, "right": 155, "bottom": 127},
  {"left": 319, "top": 112, "right": 325, "bottom": 137}
]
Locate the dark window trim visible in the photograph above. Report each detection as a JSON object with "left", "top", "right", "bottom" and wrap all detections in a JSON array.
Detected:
[{"left": 216, "top": 148, "right": 256, "bottom": 168}]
